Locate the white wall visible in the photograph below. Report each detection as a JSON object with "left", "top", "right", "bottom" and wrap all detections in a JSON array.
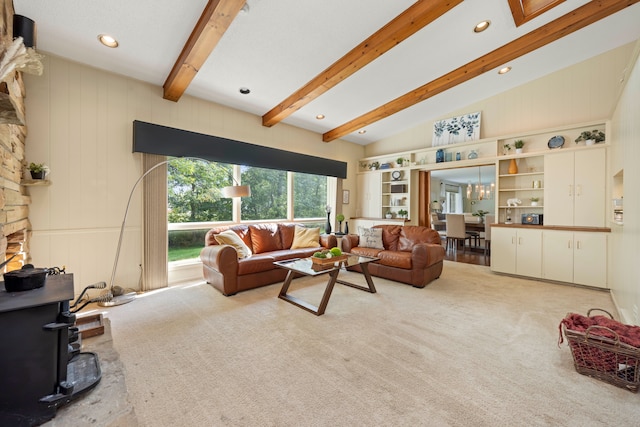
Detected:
[
  {"left": 365, "top": 43, "right": 636, "bottom": 157},
  {"left": 23, "top": 55, "right": 364, "bottom": 294},
  {"left": 609, "top": 44, "right": 640, "bottom": 325}
]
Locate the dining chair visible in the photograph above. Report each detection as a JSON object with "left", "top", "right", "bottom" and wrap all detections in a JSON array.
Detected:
[
  {"left": 431, "top": 213, "right": 446, "bottom": 242},
  {"left": 484, "top": 214, "right": 495, "bottom": 256},
  {"left": 445, "top": 214, "right": 471, "bottom": 253}
]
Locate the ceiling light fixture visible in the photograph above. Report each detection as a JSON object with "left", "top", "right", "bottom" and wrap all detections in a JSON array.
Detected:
[
  {"left": 316, "top": 114, "right": 325, "bottom": 120},
  {"left": 473, "top": 20, "right": 491, "bottom": 33},
  {"left": 239, "top": 87, "right": 251, "bottom": 94},
  {"left": 98, "top": 34, "right": 119, "bottom": 48},
  {"left": 498, "top": 66, "right": 512, "bottom": 75},
  {"left": 358, "top": 130, "right": 366, "bottom": 134}
]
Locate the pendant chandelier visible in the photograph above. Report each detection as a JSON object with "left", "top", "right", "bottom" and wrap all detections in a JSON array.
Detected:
[{"left": 466, "top": 167, "right": 494, "bottom": 200}]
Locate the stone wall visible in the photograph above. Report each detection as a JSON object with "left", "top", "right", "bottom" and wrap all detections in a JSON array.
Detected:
[{"left": 0, "top": 0, "right": 30, "bottom": 272}]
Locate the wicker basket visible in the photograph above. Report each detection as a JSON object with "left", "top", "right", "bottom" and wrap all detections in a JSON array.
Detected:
[{"left": 561, "top": 309, "right": 640, "bottom": 392}]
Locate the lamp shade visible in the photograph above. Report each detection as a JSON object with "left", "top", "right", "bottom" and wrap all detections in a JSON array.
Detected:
[
  {"left": 221, "top": 184, "right": 251, "bottom": 198},
  {"left": 13, "top": 15, "right": 36, "bottom": 48}
]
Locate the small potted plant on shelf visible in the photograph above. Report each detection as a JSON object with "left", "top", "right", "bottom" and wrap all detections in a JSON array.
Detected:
[
  {"left": 396, "top": 157, "right": 406, "bottom": 167},
  {"left": 514, "top": 140, "right": 524, "bottom": 154},
  {"left": 27, "top": 162, "right": 49, "bottom": 180},
  {"left": 575, "top": 130, "right": 605, "bottom": 146},
  {"left": 369, "top": 161, "right": 380, "bottom": 170},
  {"left": 530, "top": 197, "right": 539, "bottom": 206},
  {"left": 398, "top": 209, "right": 408, "bottom": 219},
  {"left": 503, "top": 143, "right": 511, "bottom": 156},
  {"left": 385, "top": 211, "right": 393, "bottom": 219}
]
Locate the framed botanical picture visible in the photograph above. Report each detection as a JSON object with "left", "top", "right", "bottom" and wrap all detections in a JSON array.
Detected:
[
  {"left": 433, "top": 111, "right": 481, "bottom": 146},
  {"left": 342, "top": 190, "right": 350, "bottom": 204}
]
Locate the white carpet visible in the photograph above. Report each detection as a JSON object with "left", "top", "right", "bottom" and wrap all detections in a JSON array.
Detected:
[{"left": 52, "top": 261, "right": 640, "bottom": 426}]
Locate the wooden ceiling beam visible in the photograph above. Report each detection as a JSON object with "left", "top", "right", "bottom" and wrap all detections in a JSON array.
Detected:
[
  {"left": 508, "top": 0, "right": 566, "bottom": 27},
  {"left": 163, "top": 0, "right": 246, "bottom": 102},
  {"left": 323, "top": 0, "right": 639, "bottom": 142},
  {"left": 261, "top": 0, "right": 463, "bottom": 128}
]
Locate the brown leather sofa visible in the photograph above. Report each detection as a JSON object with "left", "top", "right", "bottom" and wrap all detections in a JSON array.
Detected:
[
  {"left": 341, "top": 225, "right": 445, "bottom": 288},
  {"left": 201, "top": 223, "right": 337, "bottom": 296}
]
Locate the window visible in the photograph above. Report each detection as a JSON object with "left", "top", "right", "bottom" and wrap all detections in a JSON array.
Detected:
[
  {"left": 293, "top": 172, "right": 328, "bottom": 219},
  {"left": 167, "top": 158, "right": 233, "bottom": 223},
  {"left": 167, "top": 159, "right": 333, "bottom": 261},
  {"left": 240, "top": 166, "right": 287, "bottom": 221}
]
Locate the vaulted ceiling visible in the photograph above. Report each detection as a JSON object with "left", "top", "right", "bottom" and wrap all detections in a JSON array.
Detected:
[{"left": 14, "top": 0, "right": 640, "bottom": 145}]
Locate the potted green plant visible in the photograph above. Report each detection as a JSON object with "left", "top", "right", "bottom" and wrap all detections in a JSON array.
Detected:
[
  {"left": 336, "top": 213, "right": 345, "bottom": 233},
  {"left": 472, "top": 209, "right": 490, "bottom": 223},
  {"left": 530, "top": 197, "right": 539, "bottom": 206},
  {"left": 398, "top": 209, "right": 408, "bottom": 219},
  {"left": 396, "top": 157, "right": 406, "bottom": 167},
  {"left": 514, "top": 140, "right": 524, "bottom": 154},
  {"left": 503, "top": 143, "right": 511, "bottom": 156},
  {"left": 385, "top": 211, "right": 393, "bottom": 219},
  {"left": 369, "top": 161, "right": 380, "bottom": 170},
  {"left": 27, "top": 162, "right": 49, "bottom": 180},
  {"left": 575, "top": 130, "right": 605, "bottom": 145}
]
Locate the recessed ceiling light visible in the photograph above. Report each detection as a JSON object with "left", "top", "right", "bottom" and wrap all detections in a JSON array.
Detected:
[
  {"left": 316, "top": 114, "right": 325, "bottom": 120},
  {"left": 239, "top": 87, "right": 251, "bottom": 94},
  {"left": 98, "top": 34, "right": 119, "bottom": 48},
  {"left": 474, "top": 20, "right": 491, "bottom": 33},
  {"left": 358, "top": 130, "right": 366, "bottom": 134},
  {"left": 498, "top": 66, "right": 512, "bottom": 75}
]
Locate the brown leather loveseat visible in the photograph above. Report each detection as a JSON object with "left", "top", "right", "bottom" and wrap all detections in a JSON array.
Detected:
[
  {"left": 341, "top": 224, "right": 445, "bottom": 288},
  {"left": 201, "top": 223, "right": 337, "bottom": 296}
]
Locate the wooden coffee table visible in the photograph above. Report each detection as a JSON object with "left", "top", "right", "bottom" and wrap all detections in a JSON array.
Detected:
[{"left": 274, "top": 254, "right": 378, "bottom": 316}]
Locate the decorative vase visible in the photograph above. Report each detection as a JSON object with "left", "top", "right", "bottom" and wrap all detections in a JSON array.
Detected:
[
  {"left": 338, "top": 221, "right": 343, "bottom": 234},
  {"left": 325, "top": 213, "right": 332, "bottom": 234},
  {"left": 344, "top": 222, "right": 349, "bottom": 235},
  {"left": 508, "top": 158, "right": 518, "bottom": 174},
  {"left": 436, "top": 149, "right": 444, "bottom": 163}
]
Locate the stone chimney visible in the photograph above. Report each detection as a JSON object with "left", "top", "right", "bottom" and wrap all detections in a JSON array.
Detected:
[{"left": 0, "top": 0, "right": 32, "bottom": 272}]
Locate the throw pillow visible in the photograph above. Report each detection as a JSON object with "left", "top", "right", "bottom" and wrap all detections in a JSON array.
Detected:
[
  {"left": 358, "top": 227, "right": 384, "bottom": 249},
  {"left": 214, "top": 229, "right": 252, "bottom": 259},
  {"left": 290, "top": 226, "right": 320, "bottom": 249}
]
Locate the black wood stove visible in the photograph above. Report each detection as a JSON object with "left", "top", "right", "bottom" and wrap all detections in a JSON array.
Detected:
[{"left": 0, "top": 273, "right": 102, "bottom": 426}]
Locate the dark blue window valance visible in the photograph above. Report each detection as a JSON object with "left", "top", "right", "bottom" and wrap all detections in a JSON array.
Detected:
[{"left": 132, "top": 120, "right": 347, "bottom": 179}]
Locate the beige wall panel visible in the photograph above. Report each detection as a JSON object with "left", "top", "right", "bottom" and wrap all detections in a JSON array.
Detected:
[{"left": 609, "top": 44, "right": 640, "bottom": 325}]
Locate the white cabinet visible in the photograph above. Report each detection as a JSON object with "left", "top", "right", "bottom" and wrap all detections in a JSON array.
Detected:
[
  {"left": 544, "top": 148, "right": 605, "bottom": 227},
  {"left": 491, "top": 227, "right": 542, "bottom": 278},
  {"left": 542, "top": 230, "right": 607, "bottom": 288},
  {"left": 356, "top": 172, "right": 381, "bottom": 218}
]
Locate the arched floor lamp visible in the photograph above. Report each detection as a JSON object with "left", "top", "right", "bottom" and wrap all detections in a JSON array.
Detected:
[{"left": 99, "top": 157, "right": 250, "bottom": 307}]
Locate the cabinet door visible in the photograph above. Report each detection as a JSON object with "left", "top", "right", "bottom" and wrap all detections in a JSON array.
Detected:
[
  {"left": 573, "top": 232, "right": 607, "bottom": 288},
  {"left": 357, "top": 173, "right": 381, "bottom": 218},
  {"left": 542, "top": 230, "right": 574, "bottom": 283},
  {"left": 515, "top": 228, "right": 542, "bottom": 278},
  {"left": 491, "top": 227, "right": 517, "bottom": 274},
  {"left": 574, "top": 149, "right": 605, "bottom": 227},
  {"left": 544, "top": 152, "right": 574, "bottom": 226}
]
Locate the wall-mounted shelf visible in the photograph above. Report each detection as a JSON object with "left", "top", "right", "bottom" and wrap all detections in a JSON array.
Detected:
[{"left": 22, "top": 179, "right": 51, "bottom": 186}]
